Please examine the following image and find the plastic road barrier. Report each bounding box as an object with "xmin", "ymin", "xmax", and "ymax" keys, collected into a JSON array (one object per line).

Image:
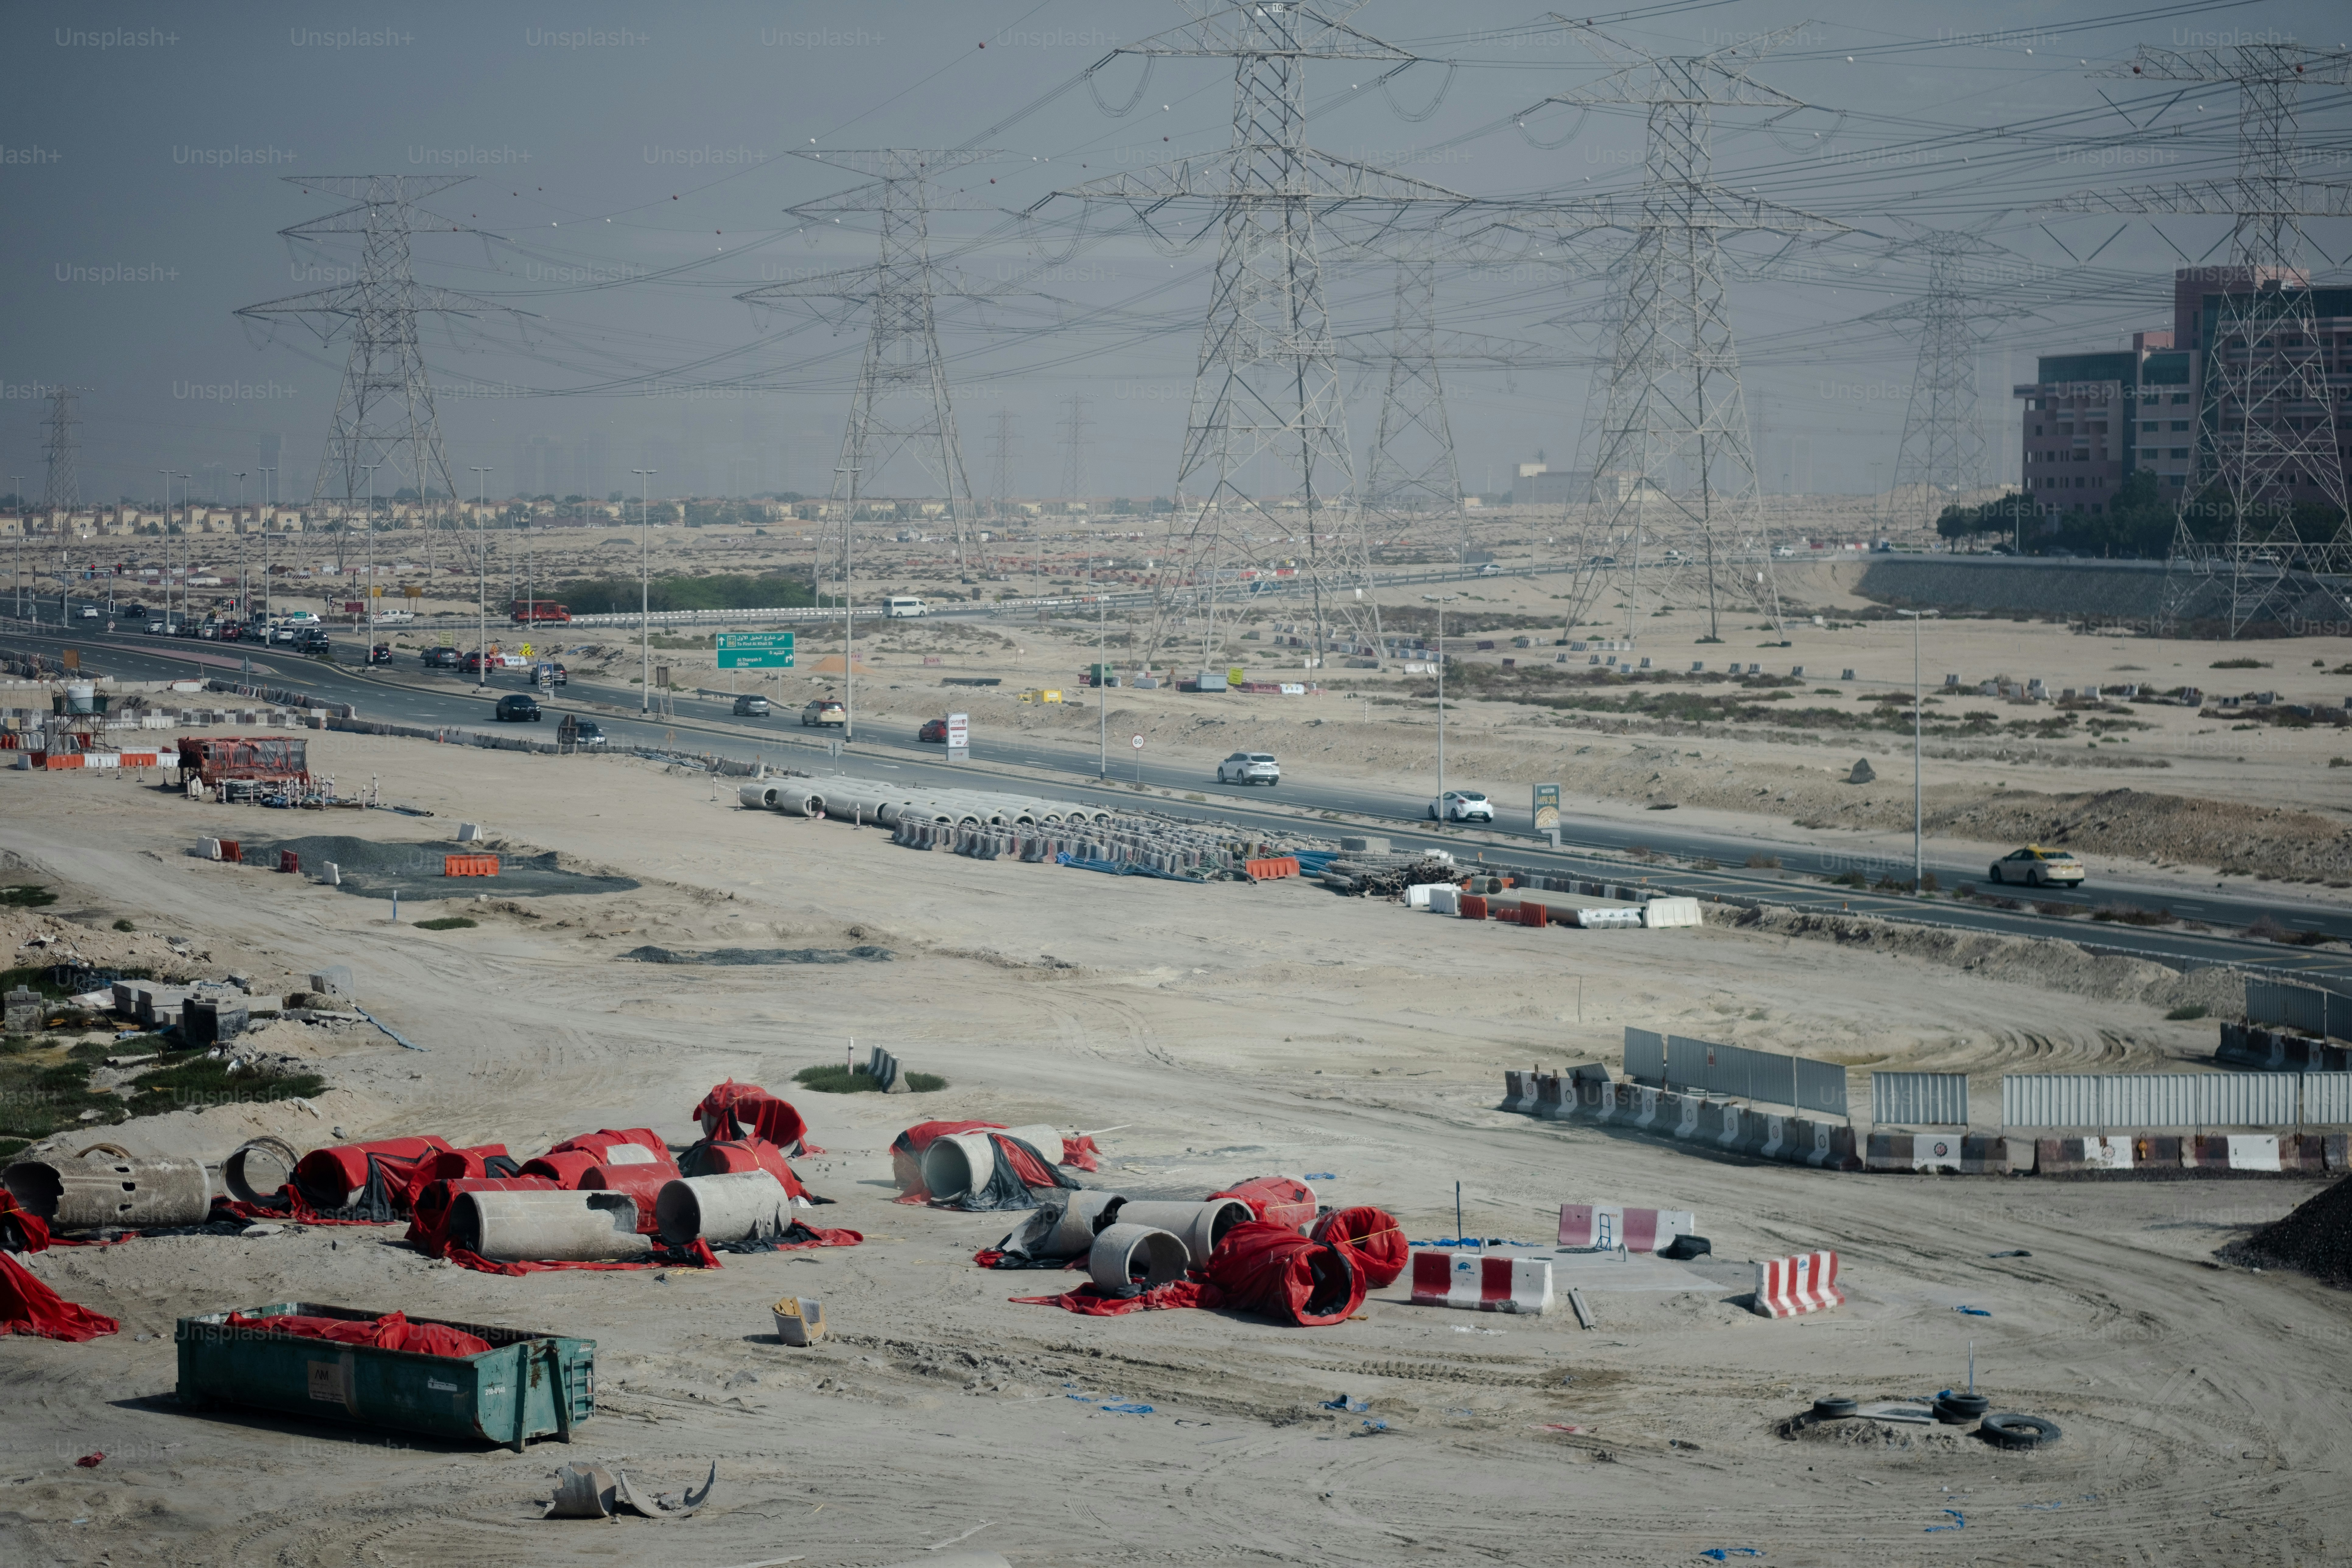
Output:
[
  {"xmin": 1641, "ymin": 897, "xmax": 1703, "ymax": 928},
  {"xmin": 1752, "ymin": 1250, "xmax": 1844, "ymax": 1318},
  {"xmin": 444, "ymin": 854, "xmax": 500, "ymax": 877},
  {"xmin": 1556, "ymin": 1203, "xmax": 1698, "ymax": 1252},
  {"xmin": 1410, "ymin": 1249, "xmax": 1554, "ymax": 1314}
]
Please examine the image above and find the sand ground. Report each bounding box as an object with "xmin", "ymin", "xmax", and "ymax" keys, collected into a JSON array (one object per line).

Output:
[{"xmin": 1, "ymin": 737, "xmax": 2345, "ymax": 1565}]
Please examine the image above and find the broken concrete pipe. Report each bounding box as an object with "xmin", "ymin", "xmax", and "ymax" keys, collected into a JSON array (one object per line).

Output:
[
  {"xmin": 222, "ymin": 1136, "xmax": 301, "ymax": 1205},
  {"xmin": 653, "ymin": 1170, "xmax": 793, "ymax": 1247},
  {"xmin": 920, "ymin": 1125, "xmax": 1063, "ymax": 1206},
  {"xmin": 1087, "ymin": 1223, "xmax": 1191, "ymax": 1293},
  {"xmin": 448, "ymin": 1188, "xmax": 651, "ymax": 1263},
  {"xmin": 1001, "ymin": 1188, "xmax": 1127, "ymax": 1259},
  {"xmin": 4, "ymin": 1146, "xmax": 212, "ymax": 1230},
  {"xmin": 1110, "ymin": 1197, "xmax": 1253, "ymax": 1268}
]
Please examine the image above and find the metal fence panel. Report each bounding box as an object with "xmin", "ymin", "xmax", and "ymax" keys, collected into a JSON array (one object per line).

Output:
[
  {"xmin": 1872, "ymin": 1072, "xmax": 1969, "ymax": 1127},
  {"xmin": 1794, "ymin": 1057, "xmax": 1848, "ymax": 1119},
  {"xmin": 2002, "ymin": 1073, "xmax": 2304, "ymax": 1128},
  {"xmin": 2333, "ymin": 991, "xmax": 2352, "ymax": 1045},
  {"xmin": 1663, "ymin": 1033, "xmax": 1712, "ymax": 1095},
  {"xmin": 1623, "ymin": 1027, "xmax": 1664, "ymax": 1086},
  {"xmin": 2300, "ymin": 1073, "xmax": 2352, "ymax": 1125},
  {"xmin": 2249, "ymin": 979, "xmax": 2340, "ymax": 1040},
  {"xmin": 1751, "ymin": 1051, "xmax": 1798, "ymax": 1110}
]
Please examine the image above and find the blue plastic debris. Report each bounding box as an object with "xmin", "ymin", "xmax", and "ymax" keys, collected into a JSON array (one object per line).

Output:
[
  {"xmin": 1303, "ymin": 1172, "xmax": 1338, "ymax": 1181},
  {"xmin": 1926, "ymin": 1509, "xmax": 1966, "ymax": 1533},
  {"xmin": 1099, "ymin": 1402, "xmax": 1154, "ymax": 1416},
  {"xmin": 1321, "ymin": 1394, "xmax": 1369, "ymax": 1413},
  {"xmin": 1953, "ymin": 1306, "xmax": 1992, "ymax": 1317},
  {"xmin": 1699, "ymin": 1551, "xmax": 1763, "ymax": 1562}
]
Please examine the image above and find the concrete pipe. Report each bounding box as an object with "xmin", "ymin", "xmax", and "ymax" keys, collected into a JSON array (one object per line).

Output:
[
  {"xmin": 737, "ymin": 783, "xmax": 779, "ymax": 810},
  {"xmin": 920, "ymin": 1132, "xmax": 1001, "ymax": 1205},
  {"xmin": 449, "ymin": 1188, "xmax": 651, "ymax": 1263},
  {"xmin": 1087, "ymin": 1223, "xmax": 1190, "ymax": 1293},
  {"xmin": 3, "ymin": 1146, "xmax": 212, "ymax": 1230},
  {"xmin": 770, "ymin": 786, "xmax": 826, "ymax": 817},
  {"xmin": 654, "ymin": 1169, "xmax": 792, "ymax": 1246},
  {"xmin": 1110, "ymin": 1198, "xmax": 1252, "ymax": 1268},
  {"xmin": 1020, "ymin": 1188, "xmax": 1126, "ymax": 1257},
  {"xmin": 223, "ymin": 1135, "xmax": 301, "ymax": 1204}
]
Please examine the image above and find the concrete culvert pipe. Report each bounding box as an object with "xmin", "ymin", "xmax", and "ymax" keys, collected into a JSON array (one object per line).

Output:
[
  {"xmin": 4, "ymin": 1146, "xmax": 212, "ymax": 1230},
  {"xmin": 449, "ymin": 1188, "xmax": 651, "ymax": 1263},
  {"xmin": 737, "ymin": 783, "xmax": 778, "ymax": 810},
  {"xmin": 1109, "ymin": 1198, "xmax": 1251, "ymax": 1268},
  {"xmin": 921, "ymin": 1132, "xmax": 1001, "ymax": 1206},
  {"xmin": 654, "ymin": 1169, "xmax": 792, "ymax": 1246},
  {"xmin": 1044, "ymin": 1189, "xmax": 1127, "ymax": 1256},
  {"xmin": 1088, "ymin": 1223, "xmax": 1190, "ymax": 1293},
  {"xmin": 771, "ymin": 786, "xmax": 825, "ymax": 816},
  {"xmin": 223, "ymin": 1136, "xmax": 301, "ymax": 1204}
]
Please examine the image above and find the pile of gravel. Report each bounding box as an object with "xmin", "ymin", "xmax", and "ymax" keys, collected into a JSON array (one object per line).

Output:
[
  {"xmin": 2220, "ymin": 1174, "xmax": 2352, "ymax": 1286},
  {"xmin": 243, "ymin": 835, "xmax": 638, "ymax": 901},
  {"xmin": 622, "ymin": 945, "xmax": 892, "ymax": 966}
]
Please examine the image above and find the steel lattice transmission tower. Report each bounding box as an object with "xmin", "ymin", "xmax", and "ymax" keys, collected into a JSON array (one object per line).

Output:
[
  {"xmin": 2051, "ymin": 46, "xmax": 2352, "ymax": 634},
  {"xmin": 41, "ymin": 388, "xmax": 84, "ymax": 514},
  {"xmin": 985, "ymin": 410, "xmax": 1018, "ymax": 520},
  {"xmin": 1057, "ymin": 393, "xmax": 1094, "ymax": 508},
  {"xmin": 740, "ymin": 150, "xmax": 1002, "ymax": 574},
  {"xmin": 1861, "ymin": 232, "xmax": 2034, "ymax": 533},
  {"xmin": 1046, "ymin": 3, "xmax": 1472, "ymax": 674},
  {"xmin": 236, "ymin": 176, "xmax": 490, "ymax": 534},
  {"xmin": 1519, "ymin": 25, "xmax": 1842, "ymax": 641},
  {"xmin": 1363, "ymin": 260, "xmax": 1465, "ymax": 557}
]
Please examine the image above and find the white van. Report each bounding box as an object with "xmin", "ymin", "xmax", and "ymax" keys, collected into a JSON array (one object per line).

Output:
[{"xmin": 885, "ymin": 596, "xmax": 926, "ymax": 619}]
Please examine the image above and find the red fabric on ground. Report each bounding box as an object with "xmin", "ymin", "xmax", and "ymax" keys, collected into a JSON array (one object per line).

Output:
[
  {"xmin": 1210, "ymin": 1175, "xmax": 1318, "ymax": 1234},
  {"xmin": 0, "ymin": 1190, "xmax": 51, "ymax": 1253},
  {"xmin": 1311, "ymin": 1206, "xmax": 1409, "ymax": 1288},
  {"xmin": 691, "ymin": 1081, "xmax": 812, "ymax": 1154},
  {"xmin": 225, "ymin": 1309, "xmax": 491, "ymax": 1359},
  {"xmin": 517, "ymin": 1149, "xmax": 603, "ymax": 1189},
  {"xmin": 402, "ymin": 1145, "xmax": 512, "ymax": 1209},
  {"xmin": 1059, "ymin": 1135, "xmax": 1102, "ymax": 1172},
  {"xmin": 1011, "ymin": 1279, "xmax": 1218, "ymax": 1316},
  {"xmin": 578, "ymin": 1163, "xmax": 674, "ymax": 1234},
  {"xmin": 991, "ymin": 1132, "xmax": 1061, "ymax": 1190},
  {"xmin": 1202, "ymin": 1220, "xmax": 1364, "ymax": 1326},
  {"xmin": 292, "ymin": 1136, "xmax": 455, "ymax": 1212},
  {"xmin": 0, "ymin": 1252, "xmax": 118, "ymax": 1342},
  {"xmin": 688, "ymin": 1138, "xmax": 810, "ymax": 1200},
  {"xmin": 404, "ymin": 1176, "xmax": 560, "ymax": 1257},
  {"xmin": 889, "ymin": 1120, "xmax": 1005, "ymax": 1202},
  {"xmin": 541, "ymin": 1128, "xmax": 669, "ymax": 1165}
]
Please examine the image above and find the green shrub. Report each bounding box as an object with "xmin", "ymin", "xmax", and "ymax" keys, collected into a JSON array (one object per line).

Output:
[
  {"xmin": 123, "ymin": 1058, "xmax": 327, "ymax": 1119},
  {"xmin": 112, "ymin": 918, "xmax": 136, "ymax": 933},
  {"xmin": 414, "ymin": 916, "xmax": 478, "ymax": 931},
  {"xmin": 2165, "ymin": 1005, "xmax": 2209, "ymax": 1021},
  {"xmin": 0, "ymin": 885, "xmax": 57, "ymax": 908},
  {"xmin": 792, "ymin": 1063, "xmax": 947, "ymax": 1094}
]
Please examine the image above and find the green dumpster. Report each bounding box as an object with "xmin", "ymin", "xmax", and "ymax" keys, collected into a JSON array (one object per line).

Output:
[{"xmin": 175, "ymin": 1301, "xmax": 595, "ymax": 1451}]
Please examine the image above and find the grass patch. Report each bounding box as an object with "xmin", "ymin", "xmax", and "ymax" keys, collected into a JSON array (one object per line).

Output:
[
  {"xmin": 122, "ymin": 1057, "xmax": 327, "ymax": 1119},
  {"xmin": 2210, "ymin": 657, "xmax": 2270, "ymax": 669},
  {"xmin": 2, "ymin": 964, "xmax": 153, "ymax": 1001},
  {"xmin": 2032, "ymin": 901, "xmax": 2081, "ymax": 917},
  {"xmin": 792, "ymin": 1063, "xmax": 948, "ymax": 1094},
  {"xmin": 0, "ymin": 885, "xmax": 58, "ymax": 908},
  {"xmin": 112, "ymin": 918, "xmax": 136, "ymax": 933},
  {"xmin": 0, "ymin": 1050, "xmax": 126, "ymax": 1141},
  {"xmin": 2165, "ymin": 1004, "xmax": 2210, "ymax": 1021},
  {"xmin": 414, "ymin": 916, "xmax": 478, "ymax": 931}
]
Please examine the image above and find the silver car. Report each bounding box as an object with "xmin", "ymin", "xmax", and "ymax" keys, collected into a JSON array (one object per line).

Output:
[
  {"xmin": 1430, "ymin": 789, "xmax": 1494, "ymax": 823},
  {"xmin": 1218, "ymin": 751, "xmax": 1280, "ymax": 786}
]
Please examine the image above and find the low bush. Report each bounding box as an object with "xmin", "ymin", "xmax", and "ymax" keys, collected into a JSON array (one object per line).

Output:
[
  {"xmin": 792, "ymin": 1063, "xmax": 947, "ymax": 1094},
  {"xmin": 2165, "ymin": 1005, "xmax": 2210, "ymax": 1021},
  {"xmin": 414, "ymin": 916, "xmax": 478, "ymax": 931},
  {"xmin": 2091, "ymin": 904, "xmax": 2172, "ymax": 926}
]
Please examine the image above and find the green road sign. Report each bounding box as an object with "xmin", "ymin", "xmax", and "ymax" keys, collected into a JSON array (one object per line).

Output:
[{"xmin": 717, "ymin": 631, "xmax": 795, "ymax": 670}]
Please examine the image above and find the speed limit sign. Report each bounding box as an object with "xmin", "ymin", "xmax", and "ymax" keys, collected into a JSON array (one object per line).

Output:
[{"xmin": 1131, "ymin": 734, "xmax": 1144, "ymax": 750}]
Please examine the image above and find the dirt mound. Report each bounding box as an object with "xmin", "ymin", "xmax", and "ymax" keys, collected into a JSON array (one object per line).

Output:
[
  {"xmin": 1926, "ymin": 787, "xmax": 2352, "ymax": 882},
  {"xmin": 2221, "ymin": 1175, "xmax": 2352, "ymax": 1286}
]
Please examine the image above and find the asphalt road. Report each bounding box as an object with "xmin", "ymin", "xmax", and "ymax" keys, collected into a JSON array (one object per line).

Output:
[{"xmin": 10, "ymin": 606, "xmax": 2351, "ymax": 987}]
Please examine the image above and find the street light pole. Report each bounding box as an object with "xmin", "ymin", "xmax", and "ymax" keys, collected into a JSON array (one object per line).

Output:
[
  {"xmin": 360, "ymin": 463, "xmax": 381, "ymax": 665},
  {"xmin": 233, "ymin": 472, "xmax": 247, "ymax": 622},
  {"xmin": 1423, "ymin": 593, "xmax": 1456, "ymax": 821},
  {"xmin": 632, "ymin": 468, "xmax": 656, "ymax": 713},
  {"xmin": 258, "ymin": 466, "xmax": 274, "ymax": 622},
  {"xmin": 1897, "ymin": 608, "xmax": 1937, "ymax": 892},
  {"xmin": 469, "ymin": 467, "xmax": 492, "ymax": 693},
  {"xmin": 9, "ymin": 474, "xmax": 22, "ymax": 620}
]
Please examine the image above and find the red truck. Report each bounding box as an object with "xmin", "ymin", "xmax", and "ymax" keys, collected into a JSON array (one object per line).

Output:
[{"xmin": 509, "ymin": 600, "xmax": 571, "ymax": 625}]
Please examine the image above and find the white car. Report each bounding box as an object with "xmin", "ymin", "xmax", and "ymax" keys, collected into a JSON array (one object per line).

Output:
[
  {"xmin": 279, "ymin": 610, "xmax": 320, "ymax": 627},
  {"xmin": 1430, "ymin": 790, "xmax": 1494, "ymax": 823},
  {"xmin": 1218, "ymin": 751, "xmax": 1280, "ymax": 786},
  {"xmin": 78, "ymin": 605, "xmax": 100, "ymax": 619}
]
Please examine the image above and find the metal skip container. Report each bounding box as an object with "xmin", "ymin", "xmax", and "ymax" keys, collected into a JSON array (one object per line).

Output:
[{"xmin": 175, "ymin": 1301, "xmax": 595, "ymax": 1451}]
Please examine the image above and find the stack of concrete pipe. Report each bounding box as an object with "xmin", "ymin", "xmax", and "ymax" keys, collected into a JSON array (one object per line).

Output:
[
  {"xmin": 446, "ymin": 1170, "xmax": 797, "ymax": 1262},
  {"xmin": 739, "ymin": 777, "xmax": 1113, "ymax": 830},
  {"xmin": 994, "ymin": 1192, "xmax": 1249, "ymax": 1292}
]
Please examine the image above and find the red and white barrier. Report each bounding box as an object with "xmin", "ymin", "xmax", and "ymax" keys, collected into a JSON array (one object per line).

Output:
[
  {"xmin": 1752, "ymin": 1250, "xmax": 1843, "ymax": 1318},
  {"xmin": 1410, "ymin": 1249, "xmax": 1554, "ymax": 1315},
  {"xmin": 1557, "ymin": 1202, "xmax": 1697, "ymax": 1252}
]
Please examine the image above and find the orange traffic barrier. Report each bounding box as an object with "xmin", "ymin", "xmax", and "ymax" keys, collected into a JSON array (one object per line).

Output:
[
  {"xmin": 444, "ymin": 854, "xmax": 500, "ymax": 877},
  {"xmin": 278, "ymin": 850, "xmax": 301, "ymax": 875},
  {"xmin": 219, "ymin": 840, "xmax": 242, "ymax": 864},
  {"xmin": 1244, "ymin": 856, "xmax": 1300, "ymax": 881}
]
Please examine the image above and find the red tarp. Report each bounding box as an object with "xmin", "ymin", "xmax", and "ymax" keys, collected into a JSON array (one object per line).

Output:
[
  {"xmin": 691, "ymin": 1081, "xmax": 813, "ymax": 1154},
  {"xmin": 517, "ymin": 1150, "xmax": 603, "ymax": 1189},
  {"xmin": 1210, "ymin": 1175, "xmax": 1318, "ymax": 1233},
  {"xmin": 1311, "ymin": 1206, "xmax": 1408, "ymax": 1289},
  {"xmin": 1060, "ymin": 1134, "xmax": 1103, "ymax": 1172},
  {"xmin": 541, "ymin": 1128, "xmax": 670, "ymax": 1164},
  {"xmin": 401, "ymin": 1145, "xmax": 513, "ymax": 1209},
  {"xmin": 579, "ymin": 1163, "xmax": 675, "ymax": 1234},
  {"xmin": 224, "ymin": 1309, "xmax": 490, "ymax": 1359},
  {"xmin": 0, "ymin": 1198, "xmax": 118, "ymax": 1342},
  {"xmin": 1015, "ymin": 1220, "xmax": 1365, "ymax": 1327},
  {"xmin": 684, "ymin": 1138, "xmax": 810, "ymax": 1201},
  {"xmin": 293, "ymin": 1136, "xmax": 456, "ymax": 1213},
  {"xmin": 890, "ymin": 1120, "xmax": 1006, "ymax": 1202}
]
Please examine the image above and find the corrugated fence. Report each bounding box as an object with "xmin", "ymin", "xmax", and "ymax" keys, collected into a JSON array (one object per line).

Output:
[
  {"xmin": 1871, "ymin": 1071, "xmax": 1970, "ymax": 1127},
  {"xmin": 2001, "ymin": 1072, "xmax": 2352, "ymax": 1129},
  {"xmin": 1622, "ymin": 1027, "xmax": 1848, "ymax": 1118},
  {"xmin": 2247, "ymin": 978, "xmax": 2352, "ymax": 1043}
]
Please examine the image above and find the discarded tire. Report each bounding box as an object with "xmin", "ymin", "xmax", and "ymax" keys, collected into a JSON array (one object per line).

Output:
[
  {"xmin": 1661, "ymin": 1233, "xmax": 1712, "ymax": 1261},
  {"xmin": 1934, "ymin": 1392, "xmax": 1991, "ymax": 1424},
  {"xmin": 1087, "ymin": 1223, "xmax": 1189, "ymax": 1293},
  {"xmin": 1810, "ymin": 1396, "xmax": 1858, "ymax": 1420},
  {"xmin": 1980, "ymin": 1413, "xmax": 2061, "ymax": 1449}
]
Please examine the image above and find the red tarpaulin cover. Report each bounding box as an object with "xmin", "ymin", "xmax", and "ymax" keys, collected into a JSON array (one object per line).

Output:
[
  {"xmin": 540, "ymin": 1128, "xmax": 670, "ymax": 1165},
  {"xmin": 224, "ymin": 1309, "xmax": 491, "ymax": 1359},
  {"xmin": 401, "ymin": 1145, "xmax": 513, "ymax": 1209},
  {"xmin": 890, "ymin": 1120, "xmax": 1006, "ymax": 1202},
  {"xmin": 1210, "ymin": 1175, "xmax": 1317, "ymax": 1234},
  {"xmin": 1202, "ymin": 1220, "xmax": 1364, "ymax": 1325},
  {"xmin": 691, "ymin": 1081, "xmax": 812, "ymax": 1154},
  {"xmin": 0, "ymin": 1210, "xmax": 118, "ymax": 1343},
  {"xmin": 1059, "ymin": 1134, "xmax": 1103, "ymax": 1172},
  {"xmin": 684, "ymin": 1138, "xmax": 810, "ymax": 1201},
  {"xmin": 404, "ymin": 1176, "xmax": 560, "ymax": 1258},
  {"xmin": 293, "ymin": 1136, "xmax": 457, "ymax": 1212},
  {"xmin": 1311, "ymin": 1206, "xmax": 1408, "ymax": 1288}
]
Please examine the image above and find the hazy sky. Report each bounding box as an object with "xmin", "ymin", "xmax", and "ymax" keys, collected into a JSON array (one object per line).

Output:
[{"xmin": 3, "ymin": 0, "xmax": 2346, "ymax": 508}]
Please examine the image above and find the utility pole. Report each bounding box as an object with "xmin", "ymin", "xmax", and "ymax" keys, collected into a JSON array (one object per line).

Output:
[
  {"xmin": 633, "ymin": 468, "xmax": 657, "ymax": 713},
  {"xmin": 9, "ymin": 473, "xmax": 21, "ymax": 620},
  {"xmin": 234, "ymin": 472, "xmax": 247, "ymax": 621},
  {"xmin": 1897, "ymin": 608, "xmax": 1936, "ymax": 891},
  {"xmin": 361, "ymin": 463, "xmax": 380, "ymax": 662},
  {"xmin": 470, "ymin": 466, "xmax": 491, "ymax": 693},
  {"xmin": 1424, "ymin": 593, "xmax": 1456, "ymax": 820},
  {"xmin": 1862, "ymin": 232, "xmax": 2029, "ymax": 537},
  {"xmin": 2048, "ymin": 44, "xmax": 2352, "ymax": 635}
]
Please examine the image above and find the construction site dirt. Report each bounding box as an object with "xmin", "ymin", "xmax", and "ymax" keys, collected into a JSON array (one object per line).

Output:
[{"xmin": 0, "ymin": 733, "xmax": 2345, "ymax": 1566}]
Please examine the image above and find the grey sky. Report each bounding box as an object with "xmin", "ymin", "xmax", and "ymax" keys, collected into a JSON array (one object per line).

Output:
[{"xmin": 3, "ymin": 0, "xmax": 2346, "ymax": 508}]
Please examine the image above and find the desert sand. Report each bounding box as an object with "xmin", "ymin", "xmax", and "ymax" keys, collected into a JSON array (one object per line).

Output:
[{"xmin": 1, "ymin": 733, "xmax": 2346, "ymax": 1565}]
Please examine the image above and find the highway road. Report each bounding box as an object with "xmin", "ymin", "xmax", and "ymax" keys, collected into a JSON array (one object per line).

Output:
[{"xmin": 8, "ymin": 606, "xmax": 2351, "ymax": 988}]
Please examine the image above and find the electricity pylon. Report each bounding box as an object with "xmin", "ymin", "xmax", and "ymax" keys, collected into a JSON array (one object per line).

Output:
[
  {"xmin": 1057, "ymin": 393, "xmax": 1093, "ymax": 510},
  {"xmin": 739, "ymin": 149, "xmax": 1003, "ymax": 576},
  {"xmin": 1515, "ymin": 24, "xmax": 1843, "ymax": 641},
  {"xmin": 986, "ymin": 410, "xmax": 1017, "ymax": 520},
  {"xmin": 1044, "ymin": 2, "xmax": 1473, "ymax": 674},
  {"xmin": 236, "ymin": 175, "xmax": 491, "ymax": 534},
  {"xmin": 41, "ymin": 388, "xmax": 83, "ymax": 514},
  {"xmin": 2050, "ymin": 45, "xmax": 2352, "ymax": 634}
]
